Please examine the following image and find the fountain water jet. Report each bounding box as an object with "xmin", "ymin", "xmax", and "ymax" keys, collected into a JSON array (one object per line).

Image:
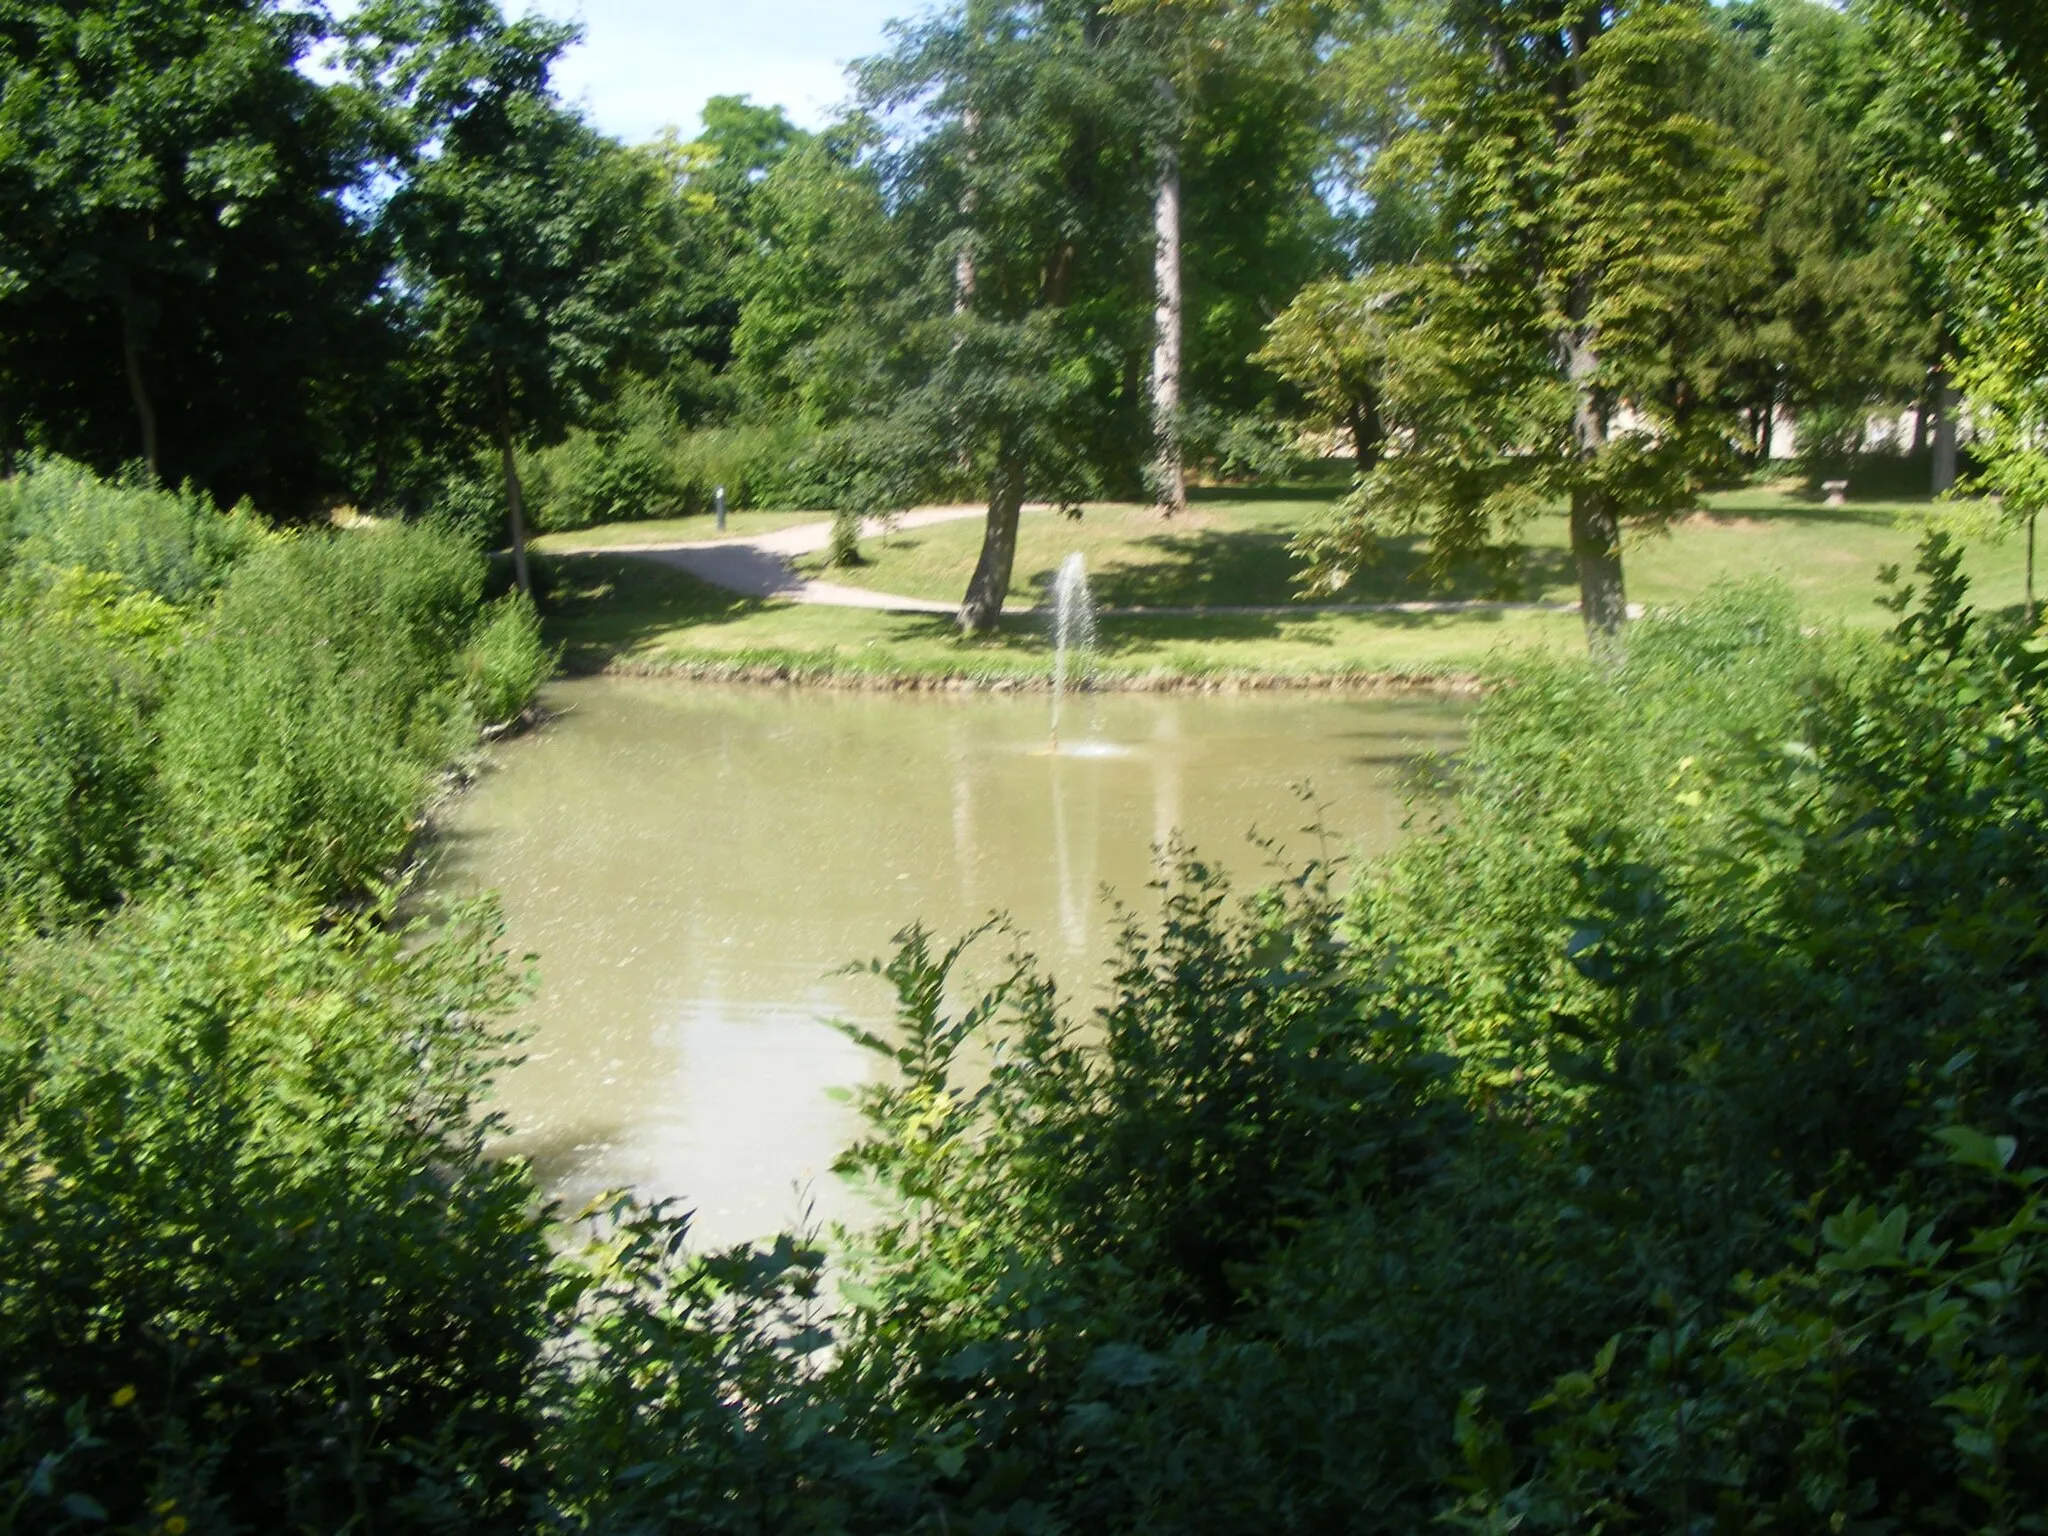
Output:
[{"xmin": 1049, "ymin": 552, "xmax": 1098, "ymax": 752}]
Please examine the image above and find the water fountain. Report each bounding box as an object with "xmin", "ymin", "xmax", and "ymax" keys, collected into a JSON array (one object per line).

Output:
[{"xmin": 1049, "ymin": 552, "xmax": 1097, "ymax": 753}]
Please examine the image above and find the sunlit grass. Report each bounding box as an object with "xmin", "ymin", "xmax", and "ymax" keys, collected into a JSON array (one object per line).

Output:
[{"xmin": 537, "ymin": 475, "xmax": 2038, "ymax": 685}]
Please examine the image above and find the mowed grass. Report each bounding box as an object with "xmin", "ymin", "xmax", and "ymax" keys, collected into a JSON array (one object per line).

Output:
[
  {"xmin": 796, "ymin": 483, "xmax": 2033, "ymax": 620},
  {"xmin": 530, "ymin": 508, "xmax": 825, "ymax": 552},
  {"xmin": 535, "ymin": 478, "xmax": 2038, "ymax": 686}
]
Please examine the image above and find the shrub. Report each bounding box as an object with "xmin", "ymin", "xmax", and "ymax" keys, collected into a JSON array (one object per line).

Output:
[
  {"xmin": 153, "ymin": 523, "xmax": 485, "ymax": 898},
  {"xmin": 0, "ymin": 885, "xmax": 550, "ymax": 1531},
  {"xmin": 462, "ymin": 593, "xmax": 556, "ymax": 727},
  {"xmin": 526, "ymin": 397, "xmax": 691, "ymax": 533},
  {"xmin": 0, "ymin": 456, "xmax": 262, "ymax": 603},
  {"xmin": 780, "ymin": 553, "xmax": 2048, "ymax": 1532},
  {"xmin": 0, "ymin": 598, "xmax": 156, "ymax": 928}
]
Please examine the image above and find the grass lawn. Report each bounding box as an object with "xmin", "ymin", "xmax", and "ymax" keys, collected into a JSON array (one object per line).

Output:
[
  {"xmin": 530, "ymin": 508, "xmax": 825, "ymax": 552},
  {"xmin": 535, "ymin": 478, "xmax": 2037, "ymax": 687}
]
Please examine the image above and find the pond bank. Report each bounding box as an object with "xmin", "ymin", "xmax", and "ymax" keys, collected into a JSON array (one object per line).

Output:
[{"xmin": 589, "ymin": 653, "xmax": 1488, "ymax": 696}]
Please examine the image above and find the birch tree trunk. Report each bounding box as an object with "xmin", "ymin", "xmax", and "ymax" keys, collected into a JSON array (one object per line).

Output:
[
  {"xmin": 959, "ymin": 439, "xmax": 1026, "ymax": 635},
  {"xmin": 1149, "ymin": 80, "xmax": 1186, "ymax": 516},
  {"xmin": 954, "ymin": 109, "xmax": 979, "ymax": 317}
]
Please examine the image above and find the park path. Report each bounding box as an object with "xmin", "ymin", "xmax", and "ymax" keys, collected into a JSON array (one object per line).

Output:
[
  {"xmin": 595, "ymin": 506, "xmax": 1636, "ymax": 620},
  {"xmin": 599, "ymin": 505, "xmax": 985, "ymax": 614}
]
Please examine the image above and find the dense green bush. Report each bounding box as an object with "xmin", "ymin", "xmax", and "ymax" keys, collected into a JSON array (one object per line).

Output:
[
  {"xmin": 0, "ymin": 597, "xmax": 157, "ymax": 929},
  {"xmin": 0, "ymin": 456, "xmax": 262, "ymax": 603},
  {"xmin": 0, "ymin": 885, "xmax": 551, "ymax": 1532},
  {"xmin": 464, "ymin": 594, "xmax": 557, "ymax": 727},
  {"xmin": 153, "ymin": 523, "xmax": 491, "ymax": 899}
]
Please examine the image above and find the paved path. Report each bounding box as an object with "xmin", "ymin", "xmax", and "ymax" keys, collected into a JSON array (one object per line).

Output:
[
  {"xmin": 598, "ymin": 506, "xmax": 987, "ymax": 614},
  {"xmin": 589, "ymin": 507, "xmax": 1640, "ymax": 621}
]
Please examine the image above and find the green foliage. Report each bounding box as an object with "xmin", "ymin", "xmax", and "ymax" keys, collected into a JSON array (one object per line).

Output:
[
  {"xmin": 0, "ymin": 456, "xmax": 262, "ymax": 604},
  {"xmin": 518, "ymin": 387, "xmax": 828, "ymax": 533},
  {"xmin": 1299, "ymin": 0, "xmax": 1757, "ymax": 636},
  {"xmin": 153, "ymin": 523, "xmax": 486, "ymax": 899},
  {"xmin": 1700, "ymin": 1, "xmax": 1930, "ymax": 461},
  {"xmin": 0, "ymin": 0, "xmax": 391, "ymax": 511},
  {"xmin": 0, "ymin": 883, "xmax": 550, "ymax": 1532},
  {"xmin": 462, "ymin": 593, "xmax": 555, "ymax": 727},
  {"xmin": 0, "ymin": 597, "xmax": 156, "ymax": 931},
  {"xmin": 526, "ymin": 399, "xmax": 693, "ymax": 533}
]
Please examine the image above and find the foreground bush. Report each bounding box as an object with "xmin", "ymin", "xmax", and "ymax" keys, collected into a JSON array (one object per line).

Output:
[
  {"xmin": 0, "ymin": 456, "xmax": 260, "ymax": 603},
  {"xmin": 0, "ymin": 598, "xmax": 157, "ymax": 929},
  {"xmin": 153, "ymin": 522, "xmax": 501, "ymax": 898},
  {"xmin": 0, "ymin": 886, "xmax": 549, "ymax": 1531}
]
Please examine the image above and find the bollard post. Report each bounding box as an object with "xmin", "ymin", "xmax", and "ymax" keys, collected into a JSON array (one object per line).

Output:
[{"xmin": 715, "ymin": 485, "xmax": 727, "ymax": 532}]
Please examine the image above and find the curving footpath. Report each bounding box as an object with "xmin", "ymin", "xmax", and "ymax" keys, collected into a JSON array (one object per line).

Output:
[{"xmin": 596, "ymin": 507, "xmax": 1639, "ymax": 621}]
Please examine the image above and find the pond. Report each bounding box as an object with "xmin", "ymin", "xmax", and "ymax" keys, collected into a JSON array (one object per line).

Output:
[{"xmin": 428, "ymin": 679, "xmax": 1467, "ymax": 1247}]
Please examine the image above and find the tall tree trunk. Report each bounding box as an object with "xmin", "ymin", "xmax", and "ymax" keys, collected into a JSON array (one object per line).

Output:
[
  {"xmin": 497, "ymin": 417, "xmax": 533, "ymax": 599},
  {"xmin": 120, "ymin": 299, "xmax": 159, "ymax": 480},
  {"xmin": 955, "ymin": 109, "xmax": 980, "ymax": 317},
  {"xmin": 1566, "ymin": 285, "xmax": 1627, "ymax": 643},
  {"xmin": 1348, "ymin": 391, "xmax": 1385, "ymax": 475},
  {"xmin": 958, "ymin": 438, "xmax": 1026, "ymax": 635},
  {"xmin": 1150, "ymin": 81, "xmax": 1185, "ymax": 516},
  {"xmin": 1571, "ymin": 485, "xmax": 1627, "ymax": 641},
  {"xmin": 1932, "ymin": 364, "xmax": 1960, "ymax": 495},
  {"xmin": 953, "ymin": 110, "xmax": 978, "ymax": 476}
]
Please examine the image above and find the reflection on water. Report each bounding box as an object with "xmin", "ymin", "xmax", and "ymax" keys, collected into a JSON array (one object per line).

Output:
[{"xmin": 427, "ymin": 680, "xmax": 1466, "ymax": 1246}]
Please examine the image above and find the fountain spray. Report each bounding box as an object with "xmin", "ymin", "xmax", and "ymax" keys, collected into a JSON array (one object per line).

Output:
[{"xmin": 1050, "ymin": 552, "xmax": 1097, "ymax": 753}]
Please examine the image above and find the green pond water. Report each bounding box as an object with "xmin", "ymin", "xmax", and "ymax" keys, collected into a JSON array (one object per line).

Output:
[{"xmin": 428, "ymin": 679, "xmax": 1467, "ymax": 1246}]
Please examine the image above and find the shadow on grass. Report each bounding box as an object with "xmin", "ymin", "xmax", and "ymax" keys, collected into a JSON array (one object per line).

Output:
[
  {"xmin": 1017, "ymin": 524, "xmax": 1577, "ymax": 609},
  {"xmin": 538, "ymin": 553, "xmax": 765, "ymax": 672},
  {"xmin": 1679, "ymin": 500, "xmax": 1904, "ymax": 530},
  {"xmin": 540, "ymin": 547, "xmax": 1537, "ymax": 679},
  {"xmin": 1187, "ymin": 470, "xmax": 1353, "ymax": 506}
]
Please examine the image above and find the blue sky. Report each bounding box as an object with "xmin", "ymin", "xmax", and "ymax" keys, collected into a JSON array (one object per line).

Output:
[{"xmin": 525, "ymin": 0, "xmax": 933, "ymax": 143}]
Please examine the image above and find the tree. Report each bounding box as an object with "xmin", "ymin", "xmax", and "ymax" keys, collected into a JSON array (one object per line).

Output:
[
  {"xmin": 1299, "ymin": 0, "xmax": 1754, "ymax": 644},
  {"xmin": 368, "ymin": 1, "xmax": 669, "ymax": 593},
  {"xmin": 1866, "ymin": 0, "xmax": 2048, "ymax": 617},
  {"xmin": 632, "ymin": 95, "xmax": 810, "ymax": 418},
  {"xmin": 1697, "ymin": 2, "xmax": 1929, "ymax": 468},
  {"xmin": 1955, "ymin": 262, "xmax": 2048, "ymax": 622},
  {"xmin": 1110, "ymin": 0, "xmax": 1343, "ymax": 506},
  {"xmin": 1257, "ymin": 273, "xmax": 1411, "ymax": 472},
  {"xmin": 842, "ymin": 0, "xmax": 1157, "ymax": 633},
  {"xmin": 0, "ymin": 0, "xmax": 389, "ymax": 511},
  {"xmin": 728, "ymin": 122, "xmax": 900, "ymax": 422},
  {"xmin": 1862, "ymin": 0, "xmax": 2048, "ymax": 494}
]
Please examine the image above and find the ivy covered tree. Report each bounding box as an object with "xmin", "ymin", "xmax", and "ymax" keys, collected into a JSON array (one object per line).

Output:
[{"xmin": 1300, "ymin": 0, "xmax": 1755, "ymax": 643}]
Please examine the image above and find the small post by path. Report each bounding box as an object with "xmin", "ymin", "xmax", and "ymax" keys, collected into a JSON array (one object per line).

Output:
[{"xmin": 715, "ymin": 485, "xmax": 727, "ymax": 533}]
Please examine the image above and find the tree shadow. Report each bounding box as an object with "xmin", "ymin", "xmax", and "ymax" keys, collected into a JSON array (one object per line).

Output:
[
  {"xmin": 1023, "ymin": 525, "xmax": 1576, "ymax": 610},
  {"xmin": 1186, "ymin": 469, "xmax": 1353, "ymax": 506},
  {"xmin": 537, "ymin": 553, "xmax": 764, "ymax": 673}
]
